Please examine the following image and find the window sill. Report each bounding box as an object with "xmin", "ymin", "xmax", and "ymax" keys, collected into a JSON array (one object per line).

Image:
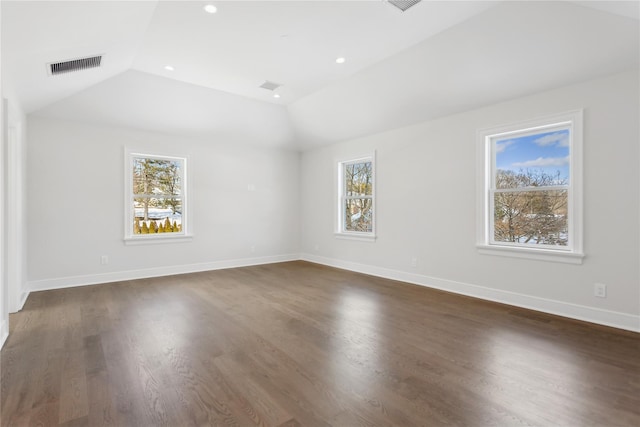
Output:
[
  {"xmin": 124, "ymin": 234, "xmax": 193, "ymax": 246},
  {"xmin": 334, "ymin": 232, "xmax": 377, "ymax": 242},
  {"xmin": 477, "ymin": 244, "xmax": 584, "ymax": 264}
]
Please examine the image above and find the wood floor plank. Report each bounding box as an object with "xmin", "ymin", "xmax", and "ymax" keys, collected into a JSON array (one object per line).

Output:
[
  {"xmin": 2, "ymin": 261, "xmax": 639, "ymax": 426},
  {"xmin": 58, "ymin": 350, "xmax": 88, "ymax": 425},
  {"xmin": 213, "ymin": 353, "xmax": 293, "ymax": 427}
]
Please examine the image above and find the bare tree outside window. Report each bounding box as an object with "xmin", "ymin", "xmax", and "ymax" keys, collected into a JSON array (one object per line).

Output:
[
  {"xmin": 494, "ymin": 169, "xmax": 568, "ymax": 245},
  {"xmin": 342, "ymin": 160, "xmax": 373, "ymax": 233},
  {"xmin": 477, "ymin": 110, "xmax": 583, "ymax": 263},
  {"xmin": 491, "ymin": 128, "xmax": 570, "ymax": 248}
]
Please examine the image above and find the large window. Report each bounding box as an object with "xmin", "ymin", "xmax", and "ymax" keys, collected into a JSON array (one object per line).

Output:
[
  {"xmin": 125, "ymin": 152, "xmax": 189, "ymax": 242},
  {"xmin": 336, "ymin": 155, "xmax": 375, "ymax": 240},
  {"xmin": 477, "ymin": 111, "xmax": 583, "ymax": 263}
]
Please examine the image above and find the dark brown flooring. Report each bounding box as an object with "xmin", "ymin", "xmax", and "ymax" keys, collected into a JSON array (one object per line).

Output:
[{"xmin": 1, "ymin": 261, "xmax": 639, "ymax": 426}]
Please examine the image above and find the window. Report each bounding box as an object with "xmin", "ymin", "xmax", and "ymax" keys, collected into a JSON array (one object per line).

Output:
[
  {"xmin": 125, "ymin": 151, "xmax": 190, "ymax": 243},
  {"xmin": 336, "ymin": 155, "xmax": 376, "ymax": 240},
  {"xmin": 477, "ymin": 110, "xmax": 583, "ymax": 263}
]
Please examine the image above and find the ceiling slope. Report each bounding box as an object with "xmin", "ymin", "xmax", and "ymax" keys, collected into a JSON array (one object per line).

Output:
[
  {"xmin": 1, "ymin": 0, "xmax": 159, "ymax": 113},
  {"xmin": 288, "ymin": 0, "xmax": 640, "ymax": 148},
  {"xmin": 132, "ymin": 0, "xmax": 499, "ymax": 104},
  {"xmin": 32, "ymin": 70, "xmax": 297, "ymax": 149},
  {"xmin": 4, "ymin": 1, "xmax": 639, "ymax": 150}
]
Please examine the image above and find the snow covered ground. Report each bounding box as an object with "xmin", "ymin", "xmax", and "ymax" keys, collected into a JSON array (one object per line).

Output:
[{"xmin": 134, "ymin": 207, "xmax": 182, "ymax": 232}]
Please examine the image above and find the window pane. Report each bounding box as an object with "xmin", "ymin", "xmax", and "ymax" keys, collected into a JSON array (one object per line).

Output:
[
  {"xmin": 344, "ymin": 198, "xmax": 373, "ymax": 232},
  {"xmin": 345, "ymin": 162, "xmax": 373, "ymax": 196},
  {"xmin": 494, "ymin": 190, "xmax": 568, "ymax": 246},
  {"xmin": 133, "ymin": 157, "xmax": 182, "ymax": 196},
  {"xmin": 494, "ymin": 129, "xmax": 570, "ymax": 189},
  {"xmin": 133, "ymin": 197, "xmax": 182, "ymax": 234}
]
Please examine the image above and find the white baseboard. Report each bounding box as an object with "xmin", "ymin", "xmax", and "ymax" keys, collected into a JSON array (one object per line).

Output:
[
  {"xmin": 28, "ymin": 254, "xmax": 300, "ymax": 293},
  {"xmin": 18, "ymin": 289, "xmax": 29, "ymax": 311},
  {"xmin": 25, "ymin": 252, "xmax": 639, "ymax": 333},
  {"xmin": 8, "ymin": 285, "xmax": 30, "ymax": 314},
  {"xmin": 0, "ymin": 319, "xmax": 8, "ymax": 349},
  {"xmin": 301, "ymin": 253, "xmax": 639, "ymax": 333}
]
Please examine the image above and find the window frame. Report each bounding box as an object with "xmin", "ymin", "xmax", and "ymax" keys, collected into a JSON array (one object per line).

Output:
[
  {"xmin": 476, "ymin": 110, "xmax": 584, "ymax": 264},
  {"xmin": 335, "ymin": 153, "xmax": 377, "ymax": 241},
  {"xmin": 124, "ymin": 149, "xmax": 192, "ymax": 245}
]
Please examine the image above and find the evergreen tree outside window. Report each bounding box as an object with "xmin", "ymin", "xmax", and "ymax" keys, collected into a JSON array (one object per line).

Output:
[{"xmin": 125, "ymin": 152, "xmax": 189, "ymax": 242}]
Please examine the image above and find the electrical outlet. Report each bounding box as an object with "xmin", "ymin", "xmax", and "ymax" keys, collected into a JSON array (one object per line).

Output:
[
  {"xmin": 101, "ymin": 255, "xmax": 109, "ymax": 265},
  {"xmin": 314, "ymin": 244, "xmax": 320, "ymax": 251},
  {"xmin": 250, "ymin": 245, "xmax": 256, "ymax": 253},
  {"xmin": 594, "ymin": 283, "xmax": 607, "ymax": 298},
  {"xmin": 410, "ymin": 256, "xmax": 417, "ymax": 267},
  {"xmin": 247, "ymin": 184, "xmax": 256, "ymax": 191}
]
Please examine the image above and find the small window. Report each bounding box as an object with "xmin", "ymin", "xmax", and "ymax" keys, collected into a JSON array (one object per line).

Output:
[
  {"xmin": 125, "ymin": 151, "xmax": 190, "ymax": 243},
  {"xmin": 477, "ymin": 111, "xmax": 583, "ymax": 263},
  {"xmin": 336, "ymin": 155, "xmax": 376, "ymax": 240}
]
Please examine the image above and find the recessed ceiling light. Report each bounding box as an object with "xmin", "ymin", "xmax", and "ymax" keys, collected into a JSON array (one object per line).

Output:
[
  {"xmin": 204, "ymin": 4, "xmax": 217, "ymax": 14},
  {"xmin": 273, "ymin": 93, "xmax": 281, "ymax": 99},
  {"xmin": 164, "ymin": 65, "xmax": 175, "ymax": 71},
  {"xmin": 336, "ymin": 57, "xmax": 346, "ymax": 64}
]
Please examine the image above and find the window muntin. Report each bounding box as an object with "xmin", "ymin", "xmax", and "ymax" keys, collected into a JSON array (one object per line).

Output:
[
  {"xmin": 491, "ymin": 128, "xmax": 570, "ymax": 249},
  {"xmin": 127, "ymin": 153, "xmax": 187, "ymax": 239},
  {"xmin": 478, "ymin": 110, "xmax": 583, "ymax": 262},
  {"xmin": 338, "ymin": 157, "xmax": 375, "ymax": 237}
]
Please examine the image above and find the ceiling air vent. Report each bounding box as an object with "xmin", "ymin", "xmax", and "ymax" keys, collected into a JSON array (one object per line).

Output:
[
  {"xmin": 259, "ymin": 80, "xmax": 282, "ymax": 91},
  {"xmin": 387, "ymin": 0, "xmax": 422, "ymax": 13},
  {"xmin": 48, "ymin": 55, "xmax": 102, "ymax": 76}
]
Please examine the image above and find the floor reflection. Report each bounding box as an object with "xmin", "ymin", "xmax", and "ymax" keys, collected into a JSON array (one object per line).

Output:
[
  {"xmin": 329, "ymin": 287, "xmax": 382, "ymax": 390},
  {"xmin": 481, "ymin": 326, "xmax": 588, "ymax": 424}
]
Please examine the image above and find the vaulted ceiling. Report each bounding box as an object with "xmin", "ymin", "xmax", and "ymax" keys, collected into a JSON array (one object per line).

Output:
[{"xmin": 3, "ymin": 1, "xmax": 639, "ymax": 150}]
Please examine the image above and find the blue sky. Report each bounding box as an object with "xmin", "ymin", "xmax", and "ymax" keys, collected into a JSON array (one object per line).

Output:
[{"xmin": 495, "ymin": 129, "xmax": 570, "ymax": 181}]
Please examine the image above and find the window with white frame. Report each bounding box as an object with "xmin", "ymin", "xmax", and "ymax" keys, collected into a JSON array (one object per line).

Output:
[
  {"xmin": 337, "ymin": 156, "xmax": 375, "ymax": 239},
  {"xmin": 125, "ymin": 152, "xmax": 189, "ymax": 242},
  {"xmin": 477, "ymin": 110, "xmax": 583, "ymax": 263}
]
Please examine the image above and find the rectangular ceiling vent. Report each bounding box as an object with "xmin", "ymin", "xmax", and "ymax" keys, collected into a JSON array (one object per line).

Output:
[
  {"xmin": 48, "ymin": 55, "xmax": 102, "ymax": 76},
  {"xmin": 387, "ymin": 0, "xmax": 422, "ymax": 13},
  {"xmin": 259, "ymin": 80, "xmax": 282, "ymax": 91}
]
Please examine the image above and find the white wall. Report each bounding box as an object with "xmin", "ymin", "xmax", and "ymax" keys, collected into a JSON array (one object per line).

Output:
[
  {"xmin": 0, "ymin": 96, "xmax": 28, "ymax": 334},
  {"xmin": 27, "ymin": 117, "xmax": 300, "ymax": 289},
  {"xmin": 6, "ymin": 105, "xmax": 27, "ymax": 313},
  {"xmin": 2, "ymin": 6, "xmax": 29, "ymax": 319},
  {"xmin": 22, "ymin": 68, "xmax": 640, "ymax": 332},
  {"xmin": 0, "ymin": 2, "xmax": 7, "ymax": 345},
  {"xmin": 300, "ymin": 68, "xmax": 640, "ymax": 331}
]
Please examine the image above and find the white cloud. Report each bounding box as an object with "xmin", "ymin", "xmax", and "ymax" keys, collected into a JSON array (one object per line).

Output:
[
  {"xmin": 495, "ymin": 140, "xmax": 514, "ymax": 153},
  {"xmin": 534, "ymin": 132, "xmax": 569, "ymax": 147},
  {"xmin": 512, "ymin": 156, "xmax": 569, "ymax": 168}
]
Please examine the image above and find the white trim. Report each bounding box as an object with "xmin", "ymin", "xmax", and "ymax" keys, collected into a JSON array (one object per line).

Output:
[
  {"xmin": 28, "ymin": 254, "xmax": 299, "ymax": 293},
  {"xmin": 333, "ymin": 232, "xmax": 377, "ymax": 242},
  {"xmin": 124, "ymin": 148, "xmax": 191, "ymax": 241},
  {"xmin": 476, "ymin": 110, "xmax": 583, "ymax": 260},
  {"xmin": 0, "ymin": 94, "xmax": 4, "ymax": 348},
  {"xmin": 124, "ymin": 234, "xmax": 193, "ymax": 245},
  {"xmin": 477, "ymin": 244, "xmax": 584, "ymax": 264},
  {"xmin": 0, "ymin": 97, "xmax": 6, "ymax": 348},
  {"xmin": 335, "ymin": 152, "xmax": 376, "ymax": 238},
  {"xmin": 0, "ymin": 319, "xmax": 8, "ymax": 349},
  {"xmin": 300, "ymin": 253, "xmax": 639, "ymax": 333},
  {"xmin": 22, "ymin": 253, "xmax": 640, "ymax": 333},
  {"xmin": 17, "ymin": 289, "xmax": 28, "ymax": 311},
  {"xmin": 6, "ymin": 120, "xmax": 25, "ymax": 313}
]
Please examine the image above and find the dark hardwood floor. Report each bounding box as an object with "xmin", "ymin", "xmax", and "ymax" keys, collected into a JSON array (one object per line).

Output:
[{"xmin": 1, "ymin": 261, "xmax": 639, "ymax": 426}]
